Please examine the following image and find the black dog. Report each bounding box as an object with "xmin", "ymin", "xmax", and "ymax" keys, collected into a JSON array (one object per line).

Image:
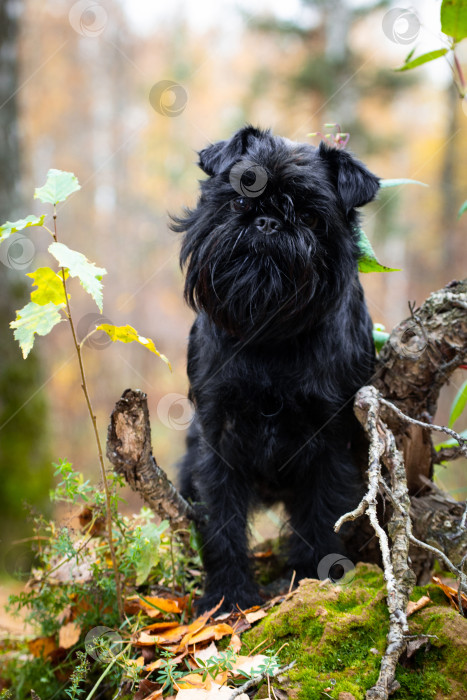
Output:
[{"xmin": 172, "ymin": 126, "xmax": 379, "ymax": 612}]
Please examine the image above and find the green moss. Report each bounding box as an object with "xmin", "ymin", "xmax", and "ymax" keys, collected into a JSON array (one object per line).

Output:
[{"xmin": 240, "ymin": 563, "xmax": 467, "ymax": 700}]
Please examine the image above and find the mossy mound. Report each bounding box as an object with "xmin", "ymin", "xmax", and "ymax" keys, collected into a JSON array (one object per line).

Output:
[{"xmin": 240, "ymin": 563, "xmax": 467, "ymax": 699}]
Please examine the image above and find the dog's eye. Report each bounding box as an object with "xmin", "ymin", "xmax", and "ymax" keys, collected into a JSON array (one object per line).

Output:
[
  {"xmin": 302, "ymin": 214, "xmax": 319, "ymax": 229},
  {"xmin": 230, "ymin": 197, "xmax": 252, "ymax": 213}
]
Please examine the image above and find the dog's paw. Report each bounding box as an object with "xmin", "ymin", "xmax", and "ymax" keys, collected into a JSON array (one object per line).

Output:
[{"xmin": 195, "ymin": 588, "xmax": 262, "ymax": 615}]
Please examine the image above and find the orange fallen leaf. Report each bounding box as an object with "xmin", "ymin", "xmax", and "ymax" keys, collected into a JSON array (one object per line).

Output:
[
  {"xmin": 176, "ymin": 601, "xmax": 224, "ymax": 651},
  {"xmin": 187, "ymin": 623, "xmax": 235, "ymax": 647},
  {"xmin": 28, "ymin": 635, "xmax": 57, "ymax": 659},
  {"xmin": 125, "ymin": 594, "xmax": 188, "ymax": 618},
  {"xmin": 58, "ymin": 621, "xmax": 81, "ymax": 649},
  {"xmin": 406, "ymin": 595, "xmax": 431, "ymax": 617},
  {"xmin": 134, "ymin": 601, "xmax": 224, "ymax": 649},
  {"xmin": 432, "ymin": 575, "xmax": 467, "ymax": 613},
  {"xmin": 145, "ymin": 651, "xmax": 188, "ymax": 673},
  {"xmin": 133, "ymin": 625, "xmax": 189, "ymax": 646},
  {"xmin": 177, "ymin": 672, "xmax": 213, "ymax": 690},
  {"xmin": 126, "ymin": 656, "xmax": 145, "ymax": 667}
]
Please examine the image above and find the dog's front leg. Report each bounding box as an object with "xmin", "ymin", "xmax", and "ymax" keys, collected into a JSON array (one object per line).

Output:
[
  {"xmin": 194, "ymin": 448, "xmax": 262, "ymax": 613},
  {"xmin": 285, "ymin": 448, "xmax": 359, "ymax": 582}
]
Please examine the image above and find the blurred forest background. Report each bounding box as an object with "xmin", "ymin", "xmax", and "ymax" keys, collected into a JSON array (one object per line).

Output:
[{"xmin": 0, "ymin": 0, "xmax": 466, "ymax": 576}]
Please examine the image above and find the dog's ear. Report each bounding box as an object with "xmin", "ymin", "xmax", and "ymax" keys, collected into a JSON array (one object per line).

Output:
[
  {"xmin": 198, "ymin": 125, "xmax": 265, "ymax": 176},
  {"xmin": 318, "ymin": 142, "xmax": 380, "ymax": 214}
]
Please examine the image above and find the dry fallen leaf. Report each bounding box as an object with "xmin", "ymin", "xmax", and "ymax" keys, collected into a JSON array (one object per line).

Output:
[
  {"xmin": 186, "ymin": 623, "xmax": 235, "ymax": 647},
  {"xmin": 144, "ymin": 652, "xmax": 187, "ymax": 673},
  {"xmin": 244, "ymin": 609, "xmax": 267, "ymax": 624},
  {"xmin": 125, "ymin": 594, "xmax": 189, "ymax": 618},
  {"xmin": 133, "ymin": 678, "xmax": 162, "ymax": 700},
  {"xmin": 406, "ymin": 595, "xmax": 431, "ymax": 617},
  {"xmin": 134, "ymin": 600, "xmax": 225, "ymax": 649},
  {"xmin": 231, "ymin": 653, "xmax": 269, "ymax": 676},
  {"xmin": 28, "ymin": 635, "xmax": 57, "ymax": 659},
  {"xmin": 194, "ymin": 642, "xmax": 218, "ymax": 662},
  {"xmin": 230, "ymin": 634, "xmax": 242, "ymax": 653},
  {"xmin": 432, "ymin": 575, "xmax": 467, "ymax": 614},
  {"xmin": 58, "ymin": 621, "xmax": 81, "ymax": 649}
]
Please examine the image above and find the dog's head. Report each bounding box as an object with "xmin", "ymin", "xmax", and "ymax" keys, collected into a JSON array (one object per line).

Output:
[{"xmin": 173, "ymin": 126, "xmax": 379, "ymax": 342}]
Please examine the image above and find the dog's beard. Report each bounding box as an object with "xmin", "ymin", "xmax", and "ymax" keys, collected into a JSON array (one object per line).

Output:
[{"xmin": 183, "ymin": 219, "xmax": 342, "ymax": 342}]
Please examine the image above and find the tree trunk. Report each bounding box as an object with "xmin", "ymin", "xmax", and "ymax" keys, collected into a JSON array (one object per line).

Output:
[{"xmin": 0, "ymin": 0, "xmax": 51, "ymax": 569}]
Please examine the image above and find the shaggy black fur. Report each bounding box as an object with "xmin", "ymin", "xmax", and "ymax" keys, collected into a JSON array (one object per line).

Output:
[{"xmin": 172, "ymin": 126, "xmax": 379, "ymax": 612}]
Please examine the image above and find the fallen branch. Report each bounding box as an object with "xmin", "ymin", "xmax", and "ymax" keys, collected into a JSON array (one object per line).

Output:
[
  {"xmin": 106, "ymin": 388, "xmax": 197, "ymax": 548},
  {"xmin": 339, "ymin": 385, "xmax": 467, "ymax": 699},
  {"xmin": 336, "ymin": 386, "xmax": 414, "ymax": 700}
]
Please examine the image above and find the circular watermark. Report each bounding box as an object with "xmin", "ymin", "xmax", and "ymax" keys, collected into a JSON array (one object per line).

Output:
[
  {"xmin": 382, "ymin": 8, "xmax": 420, "ymax": 45},
  {"xmin": 84, "ymin": 626, "xmax": 123, "ymax": 663},
  {"xmin": 157, "ymin": 393, "xmax": 194, "ymax": 430},
  {"xmin": 390, "ymin": 319, "xmax": 428, "ymax": 359},
  {"xmin": 76, "ymin": 313, "xmax": 113, "ymax": 350},
  {"xmin": 0, "ymin": 233, "xmax": 35, "ymax": 270},
  {"xmin": 69, "ymin": 0, "xmax": 108, "ymax": 37},
  {"xmin": 149, "ymin": 81, "xmax": 188, "ymax": 117},
  {"xmin": 229, "ymin": 160, "xmax": 268, "ymax": 198},
  {"xmin": 317, "ymin": 553, "xmax": 355, "ymax": 585}
]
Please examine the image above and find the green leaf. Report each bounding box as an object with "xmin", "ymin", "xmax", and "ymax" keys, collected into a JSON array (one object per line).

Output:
[
  {"xmin": 373, "ymin": 325, "xmax": 390, "ymax": 352},
  {"xmin": 380, "ymin": 179, "xmax": 428, "ymax": 188},
  {"xmin": 134, "ymin": 521, "xmax": 169, "ymax": 585},
  {"xmin": 357, "ymin": 229, "xmax": 401, "ymax": 273},
  {"xmin": 97, "ymin": 324, "xmax": 171, "ymax": 370},
  {"xmin": 34, "ymin": 169, "xmax": 81, "ymax": 205},
  {"xmin": 448, "ymin": 379, "xmax": 467, "ymax": 428},
  {"xmin": 441, "ymin": 0, "xmax": 467, "ymax": 41},
  {"xmin": 10, "ymin": 301, "xmax": 65, "ymax": 358},
  {"xmin": 48, "ymin": 242, "xmax": 106, "ymax": 312},
  {"xmin": 396, "ymin": 48, "xmax": 448, "ymax": 72},
  {"xmin": 434, "ymin": 430, "xmax": 467, "ymax": 451},
  {"xmin": 0, "ymin": 215, "xmax": 46, "ymax": 243},
  {"xmin": 458, "ymin": 199, "xmax": 467, "ymax": 218},
  {"xmin": 27, "ymin": 267, "xmax": 69, "ymax": 306}
]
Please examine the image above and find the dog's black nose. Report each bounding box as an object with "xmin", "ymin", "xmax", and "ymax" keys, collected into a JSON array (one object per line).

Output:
[{"xmin": 255, "ymin": 216, "xmax": 281, "ymax": 234}]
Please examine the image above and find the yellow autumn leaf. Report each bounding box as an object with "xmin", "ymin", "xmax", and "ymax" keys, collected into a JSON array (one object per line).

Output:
[{"xmin": 97, "ymin": 324, "xmax": 171, "ymax": 370}]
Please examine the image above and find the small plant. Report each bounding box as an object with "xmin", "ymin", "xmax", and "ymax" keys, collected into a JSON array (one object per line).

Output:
[
  {"xmin": 196, "ymin": 648, "xmax": 237, "ymax": 681},
  {"xmin": 64, "ymin": 651, "xmax": 90, "ymax": 699},
  {"xmin": 155, "ymin": 651, "xmax": 186, "ymax": 694},
  {"xmin": 0, "ymin": 169, "xmax": 171, "ymax": 620},
  {"xmin": 395, "ymin": 0, "xmax": 467, "ymax": 100},
  {"xmin": 0, "ymin": 171, "xmax": 204, "ymax": 698}
]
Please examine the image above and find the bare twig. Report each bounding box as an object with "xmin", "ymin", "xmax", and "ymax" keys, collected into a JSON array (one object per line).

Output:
[
  {"xmin": 379, "ymin": 397, "xmax": 467, "ymax": 456},
  {"xmin": 227, "ymin": 661, "xmax": 296, "ymax": 699}
]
